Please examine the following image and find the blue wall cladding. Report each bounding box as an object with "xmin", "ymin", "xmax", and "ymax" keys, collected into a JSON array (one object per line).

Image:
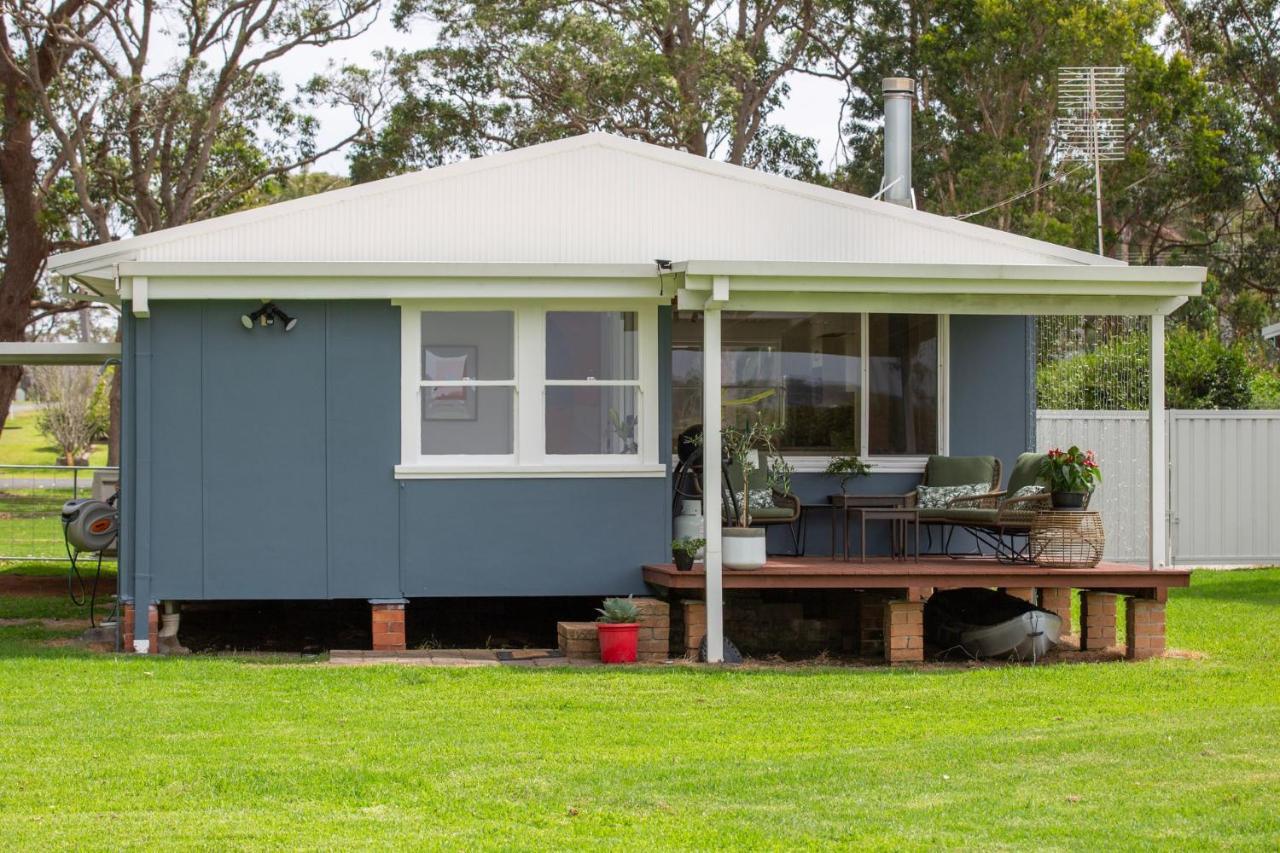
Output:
[{"xmin": 140, "ymin": 300, "xmax": 669, "ymax": 601}]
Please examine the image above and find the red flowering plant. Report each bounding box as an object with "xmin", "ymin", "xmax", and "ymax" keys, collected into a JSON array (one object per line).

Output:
[{"xmin": 1039, "ymin": 446, "xmax": 1102, "ymax": 495}]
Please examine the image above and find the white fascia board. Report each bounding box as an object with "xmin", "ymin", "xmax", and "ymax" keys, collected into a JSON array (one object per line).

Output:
[
  {"xmin": 116, "ymin": 261, "xmax": 660, "ymax": 279},
  {"xmin": 709, "ymin": 291, "xmax": 1188, "ymax": 317},
  {"xmin": 1263, "ymin": 322, "xmax": 1280, "ymax": 342},
  {"xmin": 680, "ymin": 261, "xmax": 1206, "ymax": 285},
  {"xmin": 115, "ymin": 262, "xmax": 670, "ymax": 302},
  {"xmin": 0, "ymin": 342, "xmax": 121, "ymax": 365}
]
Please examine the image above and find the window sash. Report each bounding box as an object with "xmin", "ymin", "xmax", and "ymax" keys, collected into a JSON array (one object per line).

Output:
[
  {"xmin": 670, "ymin": 311, "xmax": 948, "ymax": 462},
  {"xmin": 400, "ymin": 300, "xmax": 659, "ymax": 472}
]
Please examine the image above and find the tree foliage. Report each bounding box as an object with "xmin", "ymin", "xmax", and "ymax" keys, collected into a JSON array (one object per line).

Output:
[{"xmin": 348, "ymin": 0, "xmax": 863, "ymax": 180}]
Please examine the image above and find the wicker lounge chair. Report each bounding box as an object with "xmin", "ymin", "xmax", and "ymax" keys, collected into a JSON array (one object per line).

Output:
[{"xmin": 725, "ymin": 449, "xmax": 802, "ymax": 554}]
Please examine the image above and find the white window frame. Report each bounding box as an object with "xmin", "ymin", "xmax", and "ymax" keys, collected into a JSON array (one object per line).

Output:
[
  {"xmin": 721, "ymin": 313, "xmax": 950, "ymax": 475},
  {"xmin": 396, "ymin": 299, "xmax": 663, "ymax": 478}
]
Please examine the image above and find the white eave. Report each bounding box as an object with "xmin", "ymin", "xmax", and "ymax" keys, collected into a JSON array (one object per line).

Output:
[
  {"xmin": 677, "ymin": 261, "xmax": 1206, "ymax": 317},
  {"xmin": 0, "ymin": 342, "xmax": 121, "ymax": 366}
]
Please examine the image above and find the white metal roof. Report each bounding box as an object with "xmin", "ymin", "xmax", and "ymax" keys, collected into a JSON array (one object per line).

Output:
[{"xmin": 49, "ymin": 132, "xmax": 1125, "ymax": 277}]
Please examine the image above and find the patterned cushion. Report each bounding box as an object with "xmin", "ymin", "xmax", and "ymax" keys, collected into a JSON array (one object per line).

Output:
[
  {"xmin": 916, "ymin": 482, "xmax": 989, "ymax": 509},
  {"xmin": 748, "ymin": 487, "xmax": 775, "ymax": 510},
  {"xmin": 1008, "ymin": 484, "xmax": 1045, "ymax": 501}
]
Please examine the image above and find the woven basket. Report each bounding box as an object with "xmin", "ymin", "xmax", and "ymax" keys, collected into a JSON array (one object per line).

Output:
[{"xmin": 1029, "ymin": 510, "xmax": 1105, "ymax": 568}]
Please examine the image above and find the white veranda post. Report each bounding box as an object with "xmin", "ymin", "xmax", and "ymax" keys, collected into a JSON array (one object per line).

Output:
[
  {"xmin": 702, "ymin": 305, "xmax": 725, "ymax": 663},
  {"xmin": 1149, "ymin": 313, "xmax": 1167, "ymax": 569}
]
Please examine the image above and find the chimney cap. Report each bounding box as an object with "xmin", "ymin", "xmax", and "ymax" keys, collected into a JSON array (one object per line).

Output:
[{"xmin": 882, "ymin": 77, "xmax": 915, "ymax": 96}]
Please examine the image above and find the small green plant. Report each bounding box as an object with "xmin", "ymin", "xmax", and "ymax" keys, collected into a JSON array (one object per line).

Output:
[
  {"xmin": 596, "ymin": 596, "xmax": 640, "ymax": 624},
  {"xmin": 1040, "ymin": 446, "xmax": 1102, "ymax": 494},
  {"xmin": 824, "ymin": 454, "xmax": 871, "ymax": 495},
  {"xmin": 721, "ymin": 417, "xmax": 793, "ymax": 527},
  {"xmin": 671, "ymin": 537, "xmax": 705, "ymax": 557}
]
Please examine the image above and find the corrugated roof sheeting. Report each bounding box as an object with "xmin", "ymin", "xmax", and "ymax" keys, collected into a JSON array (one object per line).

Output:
[{"xmin": 130, "ymin": 136, "xmax": 1092, "ymax": 267}]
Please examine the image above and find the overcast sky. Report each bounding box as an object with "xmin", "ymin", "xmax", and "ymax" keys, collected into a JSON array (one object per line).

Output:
[{"xmin": 264, "ymin": 11, "xmax": 851, "ymax": 175}]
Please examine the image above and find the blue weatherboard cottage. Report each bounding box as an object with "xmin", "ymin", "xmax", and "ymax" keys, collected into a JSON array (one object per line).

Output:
[{"xmin": 48, "ymin": 119, "xmax": 1202, "ymax": 658}]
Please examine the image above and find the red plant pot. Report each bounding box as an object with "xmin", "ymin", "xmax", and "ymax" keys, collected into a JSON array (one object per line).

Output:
[{"xmin": 597, "ymin": 623, "xmax": 639, "ymax": 663}]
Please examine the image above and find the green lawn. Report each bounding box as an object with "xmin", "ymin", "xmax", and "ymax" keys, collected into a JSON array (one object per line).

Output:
[
  {"xmin": 0, "ymin": 409, "xmax": 108, "ymax": 467},
  {"xmin": 0, "ymin": 570, "xmax": 1277, "ymax": 848}
]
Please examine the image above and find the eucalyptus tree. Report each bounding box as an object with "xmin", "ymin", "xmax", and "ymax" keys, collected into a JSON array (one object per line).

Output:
[
  {"xmin": 348, "ymin": 0, "xmax": 866, "ymax": 181},
  {"xmin": 0, "ymin": 0, "xmax": 385, "ymax": 440},
  {"xmin": 837, "ymin": 0, "xmax": 1249, "ymax": 269}
]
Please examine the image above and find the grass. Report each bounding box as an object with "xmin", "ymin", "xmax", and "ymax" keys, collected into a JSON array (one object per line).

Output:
[
  {"xmin": 0, "ymin": 409, "xmax": 108, "ymax": 467},
  {"xmin": 0, "ymin": 570, "xmax": 1277, "ymax": 848}
]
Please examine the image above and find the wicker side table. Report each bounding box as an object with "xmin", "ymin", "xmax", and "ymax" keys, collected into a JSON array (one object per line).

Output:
[{"xmin": 1029, "ymin": 510, "xmax": 1106, "ymax": 568}]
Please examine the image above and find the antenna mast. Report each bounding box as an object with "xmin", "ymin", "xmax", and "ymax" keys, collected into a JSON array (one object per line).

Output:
[{"xmin": 1057, "ymin": 66, "xmax": 1126, "ymax": 256}]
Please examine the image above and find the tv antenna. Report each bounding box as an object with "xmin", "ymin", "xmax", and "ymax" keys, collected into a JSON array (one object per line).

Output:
[{"xmin": 1056, "ymin": 66, "xmax": 1126, "ymax": 255}]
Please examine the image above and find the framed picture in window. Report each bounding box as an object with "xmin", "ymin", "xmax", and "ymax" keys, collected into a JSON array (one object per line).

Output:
[{"xmin": 422, "ymin": 345, "xmax": 478, "ymax": 420}]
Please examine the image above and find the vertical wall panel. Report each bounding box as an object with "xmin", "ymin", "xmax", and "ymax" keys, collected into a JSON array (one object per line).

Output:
[
  {"xmin": 325, "ymin": 302, "xmax": 402, "ymax": 598},
  {"xmin": 200, "ymin": 303, "xmax": 329, "ymax": 598}
]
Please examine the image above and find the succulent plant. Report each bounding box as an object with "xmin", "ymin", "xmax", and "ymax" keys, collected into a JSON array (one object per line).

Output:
[{"xmin": 596, "ymin": 596, "xmax": 640, "ymax": 624}]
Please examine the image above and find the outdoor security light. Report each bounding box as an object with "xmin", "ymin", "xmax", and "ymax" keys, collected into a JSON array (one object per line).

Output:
[{"xmin": 240, "ymin": 302, "xmax": 298, "ymax": 332}]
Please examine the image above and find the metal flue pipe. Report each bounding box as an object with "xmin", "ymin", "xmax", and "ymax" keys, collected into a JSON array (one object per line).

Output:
[{"xmin": 881, "ymin": 77, "xmax": 916, "ymax": 208}]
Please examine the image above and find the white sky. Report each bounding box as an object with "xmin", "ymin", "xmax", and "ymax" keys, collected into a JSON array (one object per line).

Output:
[{"xmin": 265, "ymin": 11, "xmax": 851, "ymax": 175}]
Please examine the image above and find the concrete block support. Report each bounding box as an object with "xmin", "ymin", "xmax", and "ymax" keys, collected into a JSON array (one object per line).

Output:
[
  {"xmin": 682, "ymin": 600, "xmax": 707, "ymax": 658},
  {"xmin": 370, "ymin": 600, "xmax": 407, "ymax": 652},
  {"xmin": 1039, "ymin": 587, "xmax": 1073, "ymax": 635},
  {"xmin": 1079, "ymin": 592, "xmax": 1117, "ymax": 651},
  {"xmin": 557, "ymin": 622, "xmax": 599, "ymax": 660},
  {"xmin": 1126, "ymin": 598, "xmax": 1167, "ymax": 660},
  {"xmin": 884, "ymin": 599, "xmax": 924, "ymax": 664}
]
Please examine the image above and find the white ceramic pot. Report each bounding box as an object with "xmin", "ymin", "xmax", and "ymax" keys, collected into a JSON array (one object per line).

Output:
[
  {"xmin": 722, "ymin": 527, "xmax": 767, "ymax": 570},
  {"xmin": 673, "ymin": 500, "xmax": 706, "ymax": 558}
]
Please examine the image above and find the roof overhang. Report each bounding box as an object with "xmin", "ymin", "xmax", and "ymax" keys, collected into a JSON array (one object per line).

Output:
[
  {"xmin": 676, "ymin": 261, "xmax": 1205, "ymax": 316},
  {"xmin": 56, "ymin": 259, "xmax": 1204, "ymax": 319},
  {"xmin": 0, "ymin": 342, "xmax": 121, "ymax": 366}
]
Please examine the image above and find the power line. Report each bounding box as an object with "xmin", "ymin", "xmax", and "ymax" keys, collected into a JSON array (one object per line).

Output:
[{"xmin": 952, "ymin": 163, "xmax": 1088, "ymax": 221}]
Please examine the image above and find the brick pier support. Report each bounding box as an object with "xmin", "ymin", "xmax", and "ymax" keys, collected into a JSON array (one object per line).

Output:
[
  {"xmin": 1039, "ymin": 587, "xmax": 1073, "ymax": 635},
  {"xmin": 682, "ymin": 600, "xmax": 706, "ymax": 658},
  {"xmin": 632, "ymin": 598, "xmax": 670, "ymax": 662},
  {"xmin": 1079, "ymin": 592, "xmax": 1117, "ymax": 651},
  {"xmin": 884, "ymin": 599, "xmax": 924, "ymax": 664},
  {"xmin": 1126, "ymin": 598, "xmax": 1167, "ymax": 659},
  {"xmin": 370, "ymin": 600, "xmax": 407, "ymax": 652},
  {"xmin": 1000, "ymin": 586, "xmax": 1036, "ymax": 603},
  {"xmin": 146, "ymin": 604, "xmax": 159, "ymax": 654},
  {"xmin": 859, "ymin": 593, "xmax": 885, "ymax": 657},
  {"xmin": 121, "ymin": 601, "xmax": 134, "ymax": 651}
]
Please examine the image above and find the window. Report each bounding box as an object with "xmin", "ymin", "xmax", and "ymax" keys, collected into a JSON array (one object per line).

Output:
[
  {"xmin": 399, "ymin": 302, "xmax": 660, "ymax": 476},
  {"xmin": 672, "ymin": 311, "xmax": 944, "ymax": 461},
  {"xmin": 420, "ymin": 311, "xmax": 515, "ymax": 458},
  {"xmin": 545, "ymin": 311, "xmax": 640, "ymax": 456}
]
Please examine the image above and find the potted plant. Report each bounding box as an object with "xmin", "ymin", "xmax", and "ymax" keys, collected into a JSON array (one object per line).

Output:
[
  {"xmin": 596, "ymin": 596, "xmax": 641, "ymax": 663},
  {"xmin": 671, "ymin": 537, "xmax": 705, "ymax": 572},
  {"xmin": 825, "ymin": 453, "xmax": 871, "ymax": 501},
  {"xmin": 720, "ymin": 418, "xmax": 793, "ymax": 570},
  {"xmin": 1040, "ymin": 446, "xmax": 1102, "ymax": 509}
]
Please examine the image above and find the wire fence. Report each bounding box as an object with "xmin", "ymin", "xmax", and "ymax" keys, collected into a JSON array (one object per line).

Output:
[
  {"xmin": 0, "ymin": 464, "xmax": 118, "ymax": 562},
  {"xmin": 1036, "ymin": 315, "xmax": 1151, "ymax": 410}
]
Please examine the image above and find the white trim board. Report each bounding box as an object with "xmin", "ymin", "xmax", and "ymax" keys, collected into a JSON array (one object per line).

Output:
[{"xmin": 0, "ymin": 342, "xmax": 120, "ymax": 366}]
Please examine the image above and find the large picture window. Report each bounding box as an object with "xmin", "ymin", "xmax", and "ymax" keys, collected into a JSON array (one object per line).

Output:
[
  {"xmin": 672, "ymin": 311, "xmax": 943, "ymax": 462},
  {"xmin": 398, "ymin": 301, "xmax": 660, "ymax": 476}
]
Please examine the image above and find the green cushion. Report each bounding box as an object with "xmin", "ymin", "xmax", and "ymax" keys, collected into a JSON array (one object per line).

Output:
[
  {"xmin": 1006, "ymin": 452, "xmax": 1048, "ymax": 494},
  {"xmin": 919, "ymin": 507, "xmax": 999, "ymax": 525},
  {"xmin": 923, "ymin": 455, "xmax": 998, "ymax": 488},
  {"xmin": 747, "ymin": 505, "xmax": 794, "ymax": 520}
]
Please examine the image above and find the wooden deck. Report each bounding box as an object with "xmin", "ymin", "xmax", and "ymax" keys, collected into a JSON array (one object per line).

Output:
[{"xmin": 643, "ymin": 556, "xmax": 1191, "ymax": 601}]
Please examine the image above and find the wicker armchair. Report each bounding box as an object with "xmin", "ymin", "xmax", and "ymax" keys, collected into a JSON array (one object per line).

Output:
[
  {"xmin": 725, "ymin": 449, "xmax": 802, "ymax": 553},
  {"xmin": 904, "ymin": 455, "xmax": 1003, "ymax": 512}
]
